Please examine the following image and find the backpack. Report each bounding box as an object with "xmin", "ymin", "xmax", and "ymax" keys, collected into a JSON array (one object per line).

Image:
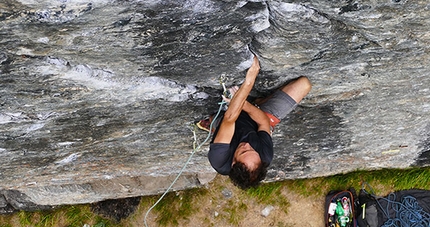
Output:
[
  {"xmin": 356, "ymin": 187, "xmax": 430, "ymax": 227},
  {"xmin": 325, "ymin": 188, "xmax": 358, "ymax": 227}
]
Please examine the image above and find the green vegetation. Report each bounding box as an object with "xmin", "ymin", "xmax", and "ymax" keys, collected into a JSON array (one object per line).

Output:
[
  {"xmin": 247, "ymin": 181, "xmax": 283, "ymax": 203},
  {"xmin": 64, "ymin": 205, "xmax": 111, "ymax": 227},
  {"xmin": 0, "ymin": 167, "xmax": 429, "ymax": 226},
  {"xmin": 287, "ymin": 167, "xmax": 430, "ymax": 197},
  {"xmin": 247, "ymin": 181, "xmax": 290, "ymax": 214},
  {"xmin": 150, "ymin": 188, "xmax": 207, "ymax": 226},
  {"xmin": 219, "ymin": 200, "xmax": 248, "ymax": 225},
  {"xmin": 0, "ymin": 205, "xmax": 111, "ymax": 227}
]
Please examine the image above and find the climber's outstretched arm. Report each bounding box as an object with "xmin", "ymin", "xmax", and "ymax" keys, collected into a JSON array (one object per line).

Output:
[{"xmin": 213, "ymin": 56, "xmax": 260, "ymax": 144}]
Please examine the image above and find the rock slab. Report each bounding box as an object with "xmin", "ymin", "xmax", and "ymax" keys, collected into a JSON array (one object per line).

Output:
[{"xmin": 0, "ymin": 0, "xmax": 429, "ymax": 211}]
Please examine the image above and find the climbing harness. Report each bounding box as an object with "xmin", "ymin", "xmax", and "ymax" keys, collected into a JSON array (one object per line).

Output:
[{"xmin": 144, "ymin": 77, "xmax": 229, "ymax": 227}]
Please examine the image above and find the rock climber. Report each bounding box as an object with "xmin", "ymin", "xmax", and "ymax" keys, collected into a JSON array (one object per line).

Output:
[{"xmin": 198, "ymin": 55, "xmax": 312, "ymax": 189}]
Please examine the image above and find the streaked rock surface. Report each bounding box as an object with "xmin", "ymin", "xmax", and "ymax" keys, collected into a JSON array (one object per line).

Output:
[{"xmin": 0, "ymin": 0, "xmax": 429, "ymax": 211}]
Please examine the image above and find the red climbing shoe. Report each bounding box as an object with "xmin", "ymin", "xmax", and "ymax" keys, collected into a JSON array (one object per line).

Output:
[{"xmin": 196, "ymin": 116, "xmax": 214, "ymax": 133}]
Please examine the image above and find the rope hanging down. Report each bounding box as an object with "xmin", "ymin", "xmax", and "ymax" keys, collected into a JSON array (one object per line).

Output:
[{"xmin": 144, "ymin": 81, "xmax": 229, "ymax": 227}]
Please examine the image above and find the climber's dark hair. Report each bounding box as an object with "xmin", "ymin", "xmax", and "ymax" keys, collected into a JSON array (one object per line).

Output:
[{"xmin": 229, "ymin": 161, "xmax": 267, "ymax": 190}]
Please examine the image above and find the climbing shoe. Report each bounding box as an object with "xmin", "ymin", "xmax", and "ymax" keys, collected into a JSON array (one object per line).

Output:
[{"xmin": 196, "ymin": 117, "xmax": 212, "ymax": 132}]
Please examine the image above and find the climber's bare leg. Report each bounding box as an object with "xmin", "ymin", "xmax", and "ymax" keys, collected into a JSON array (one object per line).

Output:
[{"xmin": 255, "ymin": 76, "xmax": 311, "ymax": 105}]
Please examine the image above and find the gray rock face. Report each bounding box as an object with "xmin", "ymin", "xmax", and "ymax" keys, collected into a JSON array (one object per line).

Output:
[{"xmin": 0, "ymin": 0, "xmax": 429, "ymax": 211}]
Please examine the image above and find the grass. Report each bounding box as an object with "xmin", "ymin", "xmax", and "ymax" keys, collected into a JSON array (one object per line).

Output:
[
  {"xmin": 0, "ymin": 167, "xmax": 429, "ymax": 226},
  {"xmin": 246, "ymin": 181, "xmax": 290, "ymax": 213},
  {"xmin": 63, "ymin": 205, "xmax": 112, "ymax": 227},
  {"xmin": 0, "ymin": 205, "xmax": 112, "ymax": 227},
  {"xmin": 220, "ymin": 200, "xmax": 248, "ymax": 225},
  {"xmin": 286, "ymin": 167, "xmax": 430, "ymax": 198},
  {"xmin": 150, "ymin": 188, "xmax": 207, "ymax": 226}
]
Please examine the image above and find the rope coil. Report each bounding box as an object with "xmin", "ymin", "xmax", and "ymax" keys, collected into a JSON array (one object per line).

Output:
[
  {"xmin": 379, "ymin": 193, "xmax": 430, "ymax": 227},
  {"xmin": 363, "ymin": 182, "xmax": 430, "ymax": 227}
]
